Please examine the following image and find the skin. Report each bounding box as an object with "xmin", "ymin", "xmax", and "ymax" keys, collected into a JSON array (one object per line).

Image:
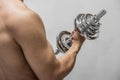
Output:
[{"xmin": 0, "ymin": 0, "xmax": 85, "ymax": 80}]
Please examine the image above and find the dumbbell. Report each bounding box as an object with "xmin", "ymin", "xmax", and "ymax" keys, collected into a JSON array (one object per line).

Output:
[{"xmin": 55, "ymin": 9, "xmax": 107, "ymax": 54}]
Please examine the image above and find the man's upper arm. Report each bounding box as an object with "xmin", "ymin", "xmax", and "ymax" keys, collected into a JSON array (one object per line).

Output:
[{"xmin": 8, "ymin": 11, "xmax": 60, "ymax": 79}]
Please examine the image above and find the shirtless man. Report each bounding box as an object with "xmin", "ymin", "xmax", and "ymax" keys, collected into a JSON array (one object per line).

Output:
[{"xmin": 0, "ymin": 0, "xmax": 85, "ymax": 80}]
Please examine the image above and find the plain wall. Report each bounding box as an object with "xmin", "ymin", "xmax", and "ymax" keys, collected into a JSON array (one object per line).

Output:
[{"xmin": 25, "ymin": 0, "xmax": 120, "ymax": 80}]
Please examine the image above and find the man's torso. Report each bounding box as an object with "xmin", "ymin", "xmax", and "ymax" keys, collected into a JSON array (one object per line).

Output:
[{"xmin": 0, "ymin": 1, "xmax": 39, "ymax": 80}]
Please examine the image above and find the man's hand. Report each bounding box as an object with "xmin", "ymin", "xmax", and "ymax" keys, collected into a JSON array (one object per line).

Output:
[{"xmin": 70, "ymin": 29, "xmax": 85, "ymax": 54}]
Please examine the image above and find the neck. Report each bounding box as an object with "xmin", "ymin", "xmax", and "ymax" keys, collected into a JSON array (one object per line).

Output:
[
  {"xmin": 0, "ymin": 0, "xmax": 24, "ymax": 9},
  {"xmin": 0, "ymin": 0, "xmax": 23, "ymax": 4},
  {"xmin": 0, "ymin": 0, "xmax": 23, "ymax": 2}
]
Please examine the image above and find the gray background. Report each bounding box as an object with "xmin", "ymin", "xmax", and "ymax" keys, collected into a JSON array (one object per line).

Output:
[{"xmin": 25, "ymin": 0, "xmax": 120, "ymax": 80}]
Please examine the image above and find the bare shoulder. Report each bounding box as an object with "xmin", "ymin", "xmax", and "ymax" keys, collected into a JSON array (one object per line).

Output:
[
  {"xmin": 7, "ymin": 9, "xmax": 42, "ymax": 29},
  {"xmin": 6, "ymin": 8, "xmax": 47, "ymax": 45},
  {"xmin": 6, "ymin": 8, "xmax": 45, "ymax": 36}
]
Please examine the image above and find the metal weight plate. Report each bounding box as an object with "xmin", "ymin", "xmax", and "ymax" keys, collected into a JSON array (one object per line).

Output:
[{"xmin": 56, "ymin": 31, "xmax": 71, "ymax": 53}]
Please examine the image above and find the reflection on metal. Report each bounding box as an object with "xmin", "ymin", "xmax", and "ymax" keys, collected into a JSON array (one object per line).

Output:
[{"xmin": 55, "ymin": 9, "xmax": 107, "ymax": 54}]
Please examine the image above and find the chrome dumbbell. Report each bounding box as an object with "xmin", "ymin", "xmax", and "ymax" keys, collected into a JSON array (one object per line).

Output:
[{"xmin": 55, "ymin": 9, "xmax": 107, "ymax": 54}]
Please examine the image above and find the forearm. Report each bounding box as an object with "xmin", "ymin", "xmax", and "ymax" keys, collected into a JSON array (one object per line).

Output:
[
  {"xmin": 58, "ymin": 50, "xmax": 77, "ymax": 78},
  {"xmin": 55, "ymin": 35, "xmax": 85, "ymax": 79},
  {"xmin": 57, "ymin": 42, "xmax": 82, "ymax": 79}
]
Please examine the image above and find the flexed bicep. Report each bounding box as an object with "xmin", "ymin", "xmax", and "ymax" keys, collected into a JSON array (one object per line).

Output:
[{"xmin": 8, "ymin": 11, "xmax": 60, "ymax": 80}]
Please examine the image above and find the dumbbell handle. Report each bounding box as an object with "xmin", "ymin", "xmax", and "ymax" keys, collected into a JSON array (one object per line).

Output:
[{"xmin": 95, "ymin": 9, "xmax": 106, "ymax": 20}]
